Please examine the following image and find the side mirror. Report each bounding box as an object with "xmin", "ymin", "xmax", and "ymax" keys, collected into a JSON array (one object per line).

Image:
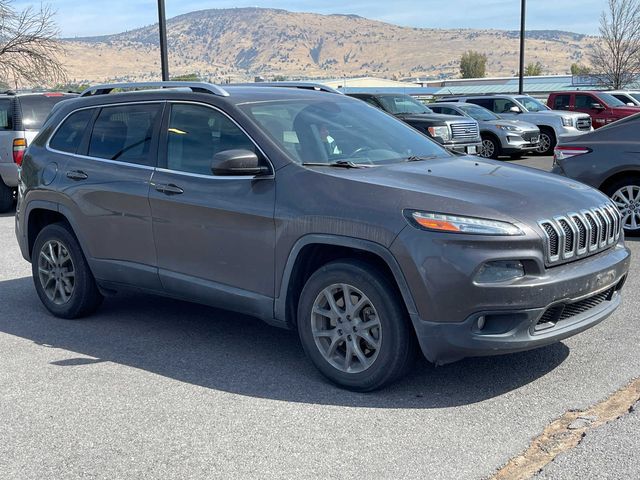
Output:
[
  {"xmin": 591, "ymin": 103, "xmax": 604, "ymax": 110},
  {"xmin": 211, "ymin": 149, "xmax": 270, "ymax": 176},
  {"xmin": 508, "ymin": 106, "xmax": 522, "ymax": 113},
  {"xmin": 627, "ymin": 102, "xmax": 636, "ymax": 107}
]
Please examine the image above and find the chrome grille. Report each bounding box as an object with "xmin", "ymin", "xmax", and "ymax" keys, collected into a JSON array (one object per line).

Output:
[
  {"xmin": 576, "ymin": 117, "xmax": 592, "ymax": 131},
  {"xmin": 450, "ymin": 122, "xmax": 479, "ymax": 140},
  {"xmin": 539, "ymin": 204, "xmax": 621, "ymax": 266}
]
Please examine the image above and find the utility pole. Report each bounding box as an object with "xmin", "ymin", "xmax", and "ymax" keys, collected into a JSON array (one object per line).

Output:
[
  {"xmin": 518, "ymin": 0, "xmax": 526, "ymax": 94},
  {"xmin": 158, "ymin": 0, "xmax": 169, "ymax": 81}
]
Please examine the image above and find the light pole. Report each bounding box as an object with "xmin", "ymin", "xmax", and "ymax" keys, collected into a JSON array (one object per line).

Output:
[
  {"xmin": 518, "ymin": 0, "xmax": 526, "ymax": 94},
  {"xmin": 158, "ymin": 0, "xmax": 169, "ymax": 81}
]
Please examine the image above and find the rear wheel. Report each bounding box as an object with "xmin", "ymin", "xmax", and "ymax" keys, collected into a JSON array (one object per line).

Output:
[
  {"xmin": 32, "ymin": 223, "xmax": 103, "ymax": 318},
  {"xmin": 604, "ymin": 176, "xmax": 640, "ymax": 236},
  {"xmin": 535, "ymin": 127, "xmax": 556, "ymax": 156},
  {"xmin": 480, "ymin": 135, "xmax": 500, "ymax": 159},
  {"xmin": 297, "ymin": 260, "xmax": 417, "ymax": 391},
  {"xmin": 0, "ymin": 179, "xmax": 13, "ymax": 213}
]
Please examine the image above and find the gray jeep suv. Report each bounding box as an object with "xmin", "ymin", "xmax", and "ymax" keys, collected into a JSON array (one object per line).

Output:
[{"xmin": 16, "ymin": 82, "xmax": 630, "ymax": 391}]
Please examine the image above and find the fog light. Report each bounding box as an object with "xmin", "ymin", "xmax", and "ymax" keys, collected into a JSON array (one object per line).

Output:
[
  {"xmin": 475, "ymin": 260, "xmax": 525, "ymax": 284},
  {"xmin": 477, "ymin": 315, "xmax": 486, "ymax": 330}
]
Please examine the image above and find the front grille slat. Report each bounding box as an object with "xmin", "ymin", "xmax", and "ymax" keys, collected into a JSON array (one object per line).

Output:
[
  {"xmin": 576, "ymin": 117, "xmax": 592, "ymax": 131},
  {"xmin": 450, "ymin": 122, "xmax": 479, "ymax": 140},
  {"xmin": 539, "ymin": 205, "xmax": 620, "ymax": 266},
  {"xmin": 536, "ymin": 287, "xmax": 615, "ymax": 330}
]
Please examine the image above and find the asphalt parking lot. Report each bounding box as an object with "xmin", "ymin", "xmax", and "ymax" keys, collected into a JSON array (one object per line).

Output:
[{"xmin": 0, "ymin": 155, "xmax": 638, "ymax": 479}]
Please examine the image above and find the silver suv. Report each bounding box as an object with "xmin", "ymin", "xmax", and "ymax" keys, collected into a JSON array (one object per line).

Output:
[
  {"xmin": 430, "ymin": 102, "xmax": 540, "ymax": 159},
  {"xmin": 437, "ymin": 94, "xmax": 592, "ymax": 155},
  {"xmin": 0, "ymin": 91, "xmax": 77, "ymax": 212}
]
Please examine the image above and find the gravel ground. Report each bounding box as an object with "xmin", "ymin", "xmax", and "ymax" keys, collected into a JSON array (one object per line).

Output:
[{"xmin": 0, "ymin": 154, "xmax": 638, "ymax": 479}]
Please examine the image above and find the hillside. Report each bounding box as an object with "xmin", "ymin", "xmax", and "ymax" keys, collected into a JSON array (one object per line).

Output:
[{"xmin": 58, "ymin": 7, "xmax": 597, "ymax": 84}]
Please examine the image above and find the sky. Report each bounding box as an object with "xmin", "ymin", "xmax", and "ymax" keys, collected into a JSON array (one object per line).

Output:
[{"xmin": 12, "ymin": 0, "xmax": 606, "ymax": 38}]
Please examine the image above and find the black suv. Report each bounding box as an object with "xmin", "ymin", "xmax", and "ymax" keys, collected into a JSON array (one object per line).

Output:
[
  {"xmin": 16, "ymin": 82, "xmax": 630, "ymax": 391},
  {"xmin": 347, "ymin": 92, "xmax": 482, "ymax": 155}
]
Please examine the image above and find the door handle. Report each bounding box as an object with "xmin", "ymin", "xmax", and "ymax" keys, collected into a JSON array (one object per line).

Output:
[
  {"xmin": 154, "ymin": 183, "xmax": 184, "ymax": 195},
  {"xmin": 66, "ymin": 170, "xmax": 88, "ymax": 181}
]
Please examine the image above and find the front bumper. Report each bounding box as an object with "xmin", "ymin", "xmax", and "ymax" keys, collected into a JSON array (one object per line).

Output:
[
  {"xmin": 391, "ymin": 228, "xmax": 631, "ymax": 365},
  {"xmin": 0, "ymin": 162, "xmax": 18, "ymax": 187},
  {"xmin": 440, "ymin": 140, "xmax": 482, "ymax": 155},
  {"xmin": 500, "ymin": 132, "xmax": 540, "ymax": 154}
]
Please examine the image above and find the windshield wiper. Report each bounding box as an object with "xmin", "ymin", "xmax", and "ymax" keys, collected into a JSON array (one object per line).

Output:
[
  {"xmin": 406, "ymin": 155, "xmax": 441, "ymax": 162},
  {"xmin": 302, "ymin": 160, "xmax": 370, "ymax": 169}
]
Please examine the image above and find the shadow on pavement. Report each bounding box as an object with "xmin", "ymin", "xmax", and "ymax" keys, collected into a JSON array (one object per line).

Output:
[{"xmin": 0, "ymin": 276, "xmax": 569, "ymax": 408}]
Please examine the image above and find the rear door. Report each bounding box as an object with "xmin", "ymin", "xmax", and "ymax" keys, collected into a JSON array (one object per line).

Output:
[
  {"xmin": 52, "ymin": 102, "xmax": 164, "ymax": 289},
  {"xmin": 148, "ymin": 102, "xmax": 276, "ymax": 316}
]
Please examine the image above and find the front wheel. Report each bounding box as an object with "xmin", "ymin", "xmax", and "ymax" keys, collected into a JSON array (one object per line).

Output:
[
  {"xmin": 604, "ymin": 176, "xmax": 640, "ymax": 237},
  {"xmin": 535, "ymin": 128, "xmax": 556, "ymax": 156},
  {"xmin": 297, "ymin": 260, "xmax": 417, "ymax": 391},
  {"xmin": 32, "ymin": 223, "xmax": 103, "ymax": 318},
  {"xmin": 480, "ymin": 135, "xmax": 500, "ymax": 159}
]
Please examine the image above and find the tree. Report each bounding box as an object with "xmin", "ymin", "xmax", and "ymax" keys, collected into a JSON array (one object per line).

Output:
[
  {"xmin": 459, "ymin": 50, "xmax": 487, "ymax": 79},
  {"xmin": 524, "ymin": 61, "xmax": 544, "ymax": 76},
  {"xmin": 0, "ymin": 1, "xmax": 66, "ymax": 87},
  {"xmin": 571, "ymin": 63, "xmax": 592, "ymax": 75},
  {"xmin": 590, "ymin": 0, "xmax": 640, "ymax": 89},
  {"xmin": 171, "ymin": 73, "xmax": 201, "ymax": 81}
]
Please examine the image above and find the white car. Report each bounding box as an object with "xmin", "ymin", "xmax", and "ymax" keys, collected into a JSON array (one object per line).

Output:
[{"xmin": 608, "ymin": 90, "xmax": 640, "ymax": 107}]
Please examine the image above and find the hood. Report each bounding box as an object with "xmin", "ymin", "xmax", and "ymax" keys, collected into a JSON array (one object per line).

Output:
[
  {"xmin": 610, "ymin": 105, "xmax": 640, "ymax": 117},
  {"xmin": 395, "ymin": 113, "xmax": 469, "ymax": 123},
  {"xmin": 315, "ymin": 157, "xmax": 610, "ymax": 228},
  {"xmin": 544, "ymin": 109, "xmax": 591, "ymax": 119}
]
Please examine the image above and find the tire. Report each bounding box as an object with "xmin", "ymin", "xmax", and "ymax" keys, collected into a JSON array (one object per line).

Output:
[
  {"xmin": 480, "ymin": 135, "xmax": 501, "ymax": 159},
  {"xmin": 32, "ymin": 223, "xmax": 103, "ymax": 318},
  {"xmin": 603, "ymin": 176, "xmax": 640, "ymax": 237},
  {"xmin": 297, "ymin": 260, "xmax": 417, "ymax": 391},
  {"xmin": 535, "ymin": 127, "xmax": 556, "ymax": 156},
  {"xmin": 509, "ymin": 153, "xmax": 524, "ymax": 160},
  {"xmin": 0, "ymin": 178, "xmax": 13, "ymax": 213}
]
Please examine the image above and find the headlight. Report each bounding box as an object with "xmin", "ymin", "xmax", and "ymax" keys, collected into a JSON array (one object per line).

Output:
[
  {"xmin": 405, "ymin": 211, "xmax": 523, "ymax": 236},
  {"xmin": 427, "ymin": 126, "xmax": 451, "ymax": 141},
  {"xmin": 495, "ymin": 124, "xmax": 522, "ymax": 132},
  {"xmin": 561, "ymin": 117, "xmax": 574, "ymax": 127}
]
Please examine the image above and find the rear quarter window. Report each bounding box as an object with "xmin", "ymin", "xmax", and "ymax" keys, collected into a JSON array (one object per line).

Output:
[
  {"xmin": 0, "ymin": 99, "xmax": 13, "ymax": 130},
  {"xmin": 19, "ymin": 95, "xmax": 74, "ymax": 130},
  {"xmin": 49, "ymin": 109, "xmax": 94, "ymax": 154}
]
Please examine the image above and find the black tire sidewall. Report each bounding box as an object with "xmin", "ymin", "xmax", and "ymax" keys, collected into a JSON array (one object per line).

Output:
[
  {"xmin": 536, "ymin": 128, "xmax": 556, "ymax": 156},
  {"xmin": 32, "ymin": 223, "xmax": 102, "ymax": 318},
  {"xmin": 297, "ymin": 260, "xmax": 414, "ymax": 391},
  {"xmin": 481, "ymin": 135, "xmax": 500, "ymax": 159}
]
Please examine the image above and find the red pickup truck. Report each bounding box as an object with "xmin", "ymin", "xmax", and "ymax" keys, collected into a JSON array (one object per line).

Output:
[{"xmin": 548, "ymin": 91, "xmax": 640, "ymax": 128}]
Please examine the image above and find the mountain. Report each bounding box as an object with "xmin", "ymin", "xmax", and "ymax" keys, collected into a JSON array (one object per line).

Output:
[{"xmin": 59, "ymin": 7, "xmax": 597, "ymax": 84}]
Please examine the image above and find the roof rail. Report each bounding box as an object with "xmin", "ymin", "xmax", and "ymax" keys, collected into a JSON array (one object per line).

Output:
[
  {"xmin": 1, "ymin": 90, "xmax": 16, "ymax": 96},
  {"xmin": 80, "ymin": 81, "xmax": 230, "ymax": 98},
  {"xmin": 231, "ymin": 82, "xmax": 343, "ymax": 95}
]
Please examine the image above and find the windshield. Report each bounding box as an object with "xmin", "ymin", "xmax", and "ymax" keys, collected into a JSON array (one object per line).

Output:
[
  {"xmin": 239, "ymin": 98, "xmax": 451, "ymax": 165},
  {"xmin": 19, "ymin": 94, "xmax": 74, "ymax": 130},
  {"xmin": 597, "ymin": 92, "xmax": 625, "ymax": 107},
  {"xmin": 515, "ymin": 96, "xmax": 550, "ymax": 112},
  {"xmin": 376, "ymin": 95, "xmax": 433, "ymax": 115},
  {"xmin": 458, "ymin": 104, "xmax": 499, "ymax": 121}
]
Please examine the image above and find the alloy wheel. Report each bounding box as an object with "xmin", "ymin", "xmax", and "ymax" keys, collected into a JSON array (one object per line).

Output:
[
  {"xmin": 38, "ymin": 240, "xmax": 75, "ymax": 305},
  {"xmin": 310, "ymin": 283, "xmax": 382, "ymax": 374},
  {"xmin": 480, "ymin": 139, "xmax": 495, "ymax": 158},
  {"xmin": 612, "ymin": 185, "xmax": 640, "ymax": 231},
  {"xmin": 536, "ymin": 133, "xmax": 551, "ymax": 154}
]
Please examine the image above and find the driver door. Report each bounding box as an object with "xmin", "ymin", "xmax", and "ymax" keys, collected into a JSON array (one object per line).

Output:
[{"xmin": 148, "ymin": 102, "xmax": 276, "ymax": 316}]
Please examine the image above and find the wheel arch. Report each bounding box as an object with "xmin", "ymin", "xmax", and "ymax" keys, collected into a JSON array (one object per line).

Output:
[
  {"xmin": 599, "ymin": 170, "xmax": 640, "ymax": 194},
  {"xmin": 275, "ymin": 235, "xmax": 418, "ymax": 330}
]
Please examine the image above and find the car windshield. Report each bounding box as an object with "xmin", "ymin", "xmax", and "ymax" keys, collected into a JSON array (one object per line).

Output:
[
  {"xmin": 458, "ymin": 104, "xmax": 499, "ymax": 121},
  {"xmin": 597, "ymin": 92, "xmax": 625, "ymax": 107},
  {"xmin": 376, "ymin": 95, "xmax": 433, "ymax": 115},
  {"xmin": 238, "ymin": 98, "xmax": 452, "ymax": 165},
  {"xmin": 515, "ymin": 96, "xmax": 550, "ymax": 112}
]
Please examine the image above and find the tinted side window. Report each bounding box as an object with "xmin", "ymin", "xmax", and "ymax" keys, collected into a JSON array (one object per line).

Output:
[
  {"xmin": 494, "ymin": 99, "xmax": 517, "ymax": 113},
  {"xmin": 0, "ymin": 99, "xmax": 13, "ymax": 130},
  {"xmin": 467, "ymin": 98, "xmax": 494, "ymax": 111},
  {"xmin": 19, "ymin": 95, "xmax": 74, "ymax": 130},
  {"xmin": 166, "ymin": 104, "xmax": 257, "ymax": 176},
  {"xmin": 553, "ymin": 95, "xmax": 571, "ymax": 110},
  {"xmin": 88, "ymin": 104, "xmax": 162, "ymax": 165},
  {"xmin": 49, "ymin": 109, "xmax": 94, "ymax": 154},
  {"xmin": 575, "ymin": 94, "xmax": 597, "ymax": 109}
]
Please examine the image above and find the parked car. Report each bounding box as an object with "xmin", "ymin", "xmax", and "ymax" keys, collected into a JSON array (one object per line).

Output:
[
  {"xmin": 548, "ymin": 91, "xmax": 640, "ymax": 129},
  {"xmin": 552, "ymin": 113, "xmax": 640, "ymax": 235},
  {"xmin": 346, "ymin": 92, "xmax": 482, "ymax": 155},
  {"xmin": 437, "ymin": 94, "xmax": 592, "ymax": 155},
  {"xmin": 0, "ymin": 91, "xmax": 78, "ymax": 212},
  {"xmin": 430, "ymin": 102, "xmax": 540, "ymax": 159},
  {"xmin": 16, "ymin": 81, "xmax": 630, "ymax": 391},
  {"xmin": 607, "ymin": 91, "xmax": 640, "ymax": 107}
]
